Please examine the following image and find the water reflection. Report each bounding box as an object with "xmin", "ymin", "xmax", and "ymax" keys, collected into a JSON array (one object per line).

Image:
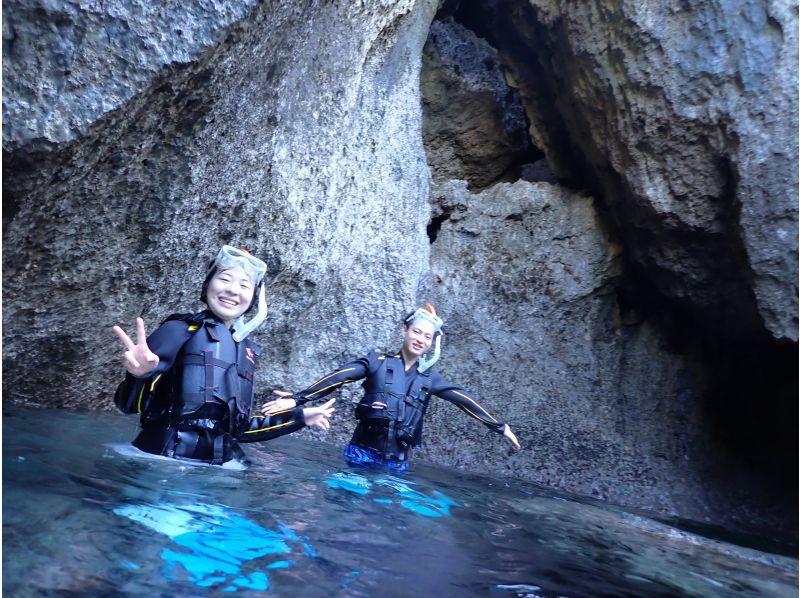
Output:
[
  {"xmin": 114, "ymin": 501, "xmax": 315, "ymax": 591},
  {"xmin": 3, "ymin": 407, "xmax": 797, "ymax": 597}
]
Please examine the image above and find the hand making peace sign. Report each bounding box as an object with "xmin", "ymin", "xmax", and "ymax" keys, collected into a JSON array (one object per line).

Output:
[{"xmin": 112, "ymin": 317, "xmax": 160, "ymax": 378}]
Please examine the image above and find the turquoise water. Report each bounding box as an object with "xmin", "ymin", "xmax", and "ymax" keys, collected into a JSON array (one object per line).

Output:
[{"xmin": 3, "ymin": 407, "xmax": 797, "ymax": 597}]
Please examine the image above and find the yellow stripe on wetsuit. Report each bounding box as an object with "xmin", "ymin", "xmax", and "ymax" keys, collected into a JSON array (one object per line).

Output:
[
  {"xmin": 243, "ymin": 420, "xmax": 296, "ymax": 434},
  {"xmin": 304, "ymin": 367, "xmax": 358, "ymax": 399},
  {"xmin": 244, "ymin": 409, "xmax": 297, "ymax": 434},
  {"xmin": 452, "ymin": 390, "xmax": 498, "ymax": 423},
  {"xmin": 137, "ymin": 373, "xmax": 163, "ymax": 413},
  {"xmin": 306, "ymin": 367, "xmax": 357, "ymax": 390}
]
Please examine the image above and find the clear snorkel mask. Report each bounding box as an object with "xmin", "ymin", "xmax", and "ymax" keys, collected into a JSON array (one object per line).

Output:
[
  {"xmin": 406, "ymin": 304, "xmax": 444, "ymax": 373},
  {"xmin": 207, "ymin": 245, "xmax": 268, "ymax": 342}
]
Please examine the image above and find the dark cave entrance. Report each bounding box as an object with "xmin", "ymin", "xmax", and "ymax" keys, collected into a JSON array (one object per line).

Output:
[{"xmin": 422, "ymin": 0, "xmax": 799, "ymax": 542}]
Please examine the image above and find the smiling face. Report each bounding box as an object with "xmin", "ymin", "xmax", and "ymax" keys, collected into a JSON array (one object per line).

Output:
[
  {"xmin": 401, "ymin": 317, "xmax": 436, "ymax": 362},
  {"xmin": 205, "ymin": 266, "xmax": 256, "ymax": 326}
]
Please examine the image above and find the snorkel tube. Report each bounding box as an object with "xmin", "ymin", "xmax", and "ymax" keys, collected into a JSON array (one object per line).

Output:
[
  {"xmin": 205, "ymin": 245, "xmax": 269, "ymax": 342},
  {"xmin": 406, "ymin": 304, "xmax": 444, "ymax": 373},
  {"xmin": 232, "ymin": 284, "xmax": 267, "ymax": 342}
]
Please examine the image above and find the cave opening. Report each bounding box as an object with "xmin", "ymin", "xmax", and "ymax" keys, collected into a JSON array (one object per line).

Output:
[
  {"xmin": 424, "ymin": 0, "xmax": 798, "ymax": 539},
  {"xmin": 431, "ymin": 0, "xmax": 596, "ymax": 194},
  {"xmin": 618, "ymin": 268, "xmax": 799, "ymax": 540},
  {"xmin": 426, "ymin": 210, "xmax": 451, "ymax": 244},
  {"xmin": 421, "ymin": 0, "xmax": 551, "ymax": 192}
]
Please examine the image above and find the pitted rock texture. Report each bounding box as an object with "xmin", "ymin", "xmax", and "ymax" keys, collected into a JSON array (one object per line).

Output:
[
  {"xmin": 420, "ymin": 17, "xmax": 537, "ymax": 188},
  {"xmin": 446, "ymin": 0, "xmax": 798, "ymax": 343},
  {"xmin": 2, "ymin": 0, "xmax": 260, "ymax": 151},
  {"xmin": 418, "ymin": 179, "xmax": 792, "ymax": 538},
  {"xmin": 3, "ymin": 0, "xmax": 440, "ymax": 407}
]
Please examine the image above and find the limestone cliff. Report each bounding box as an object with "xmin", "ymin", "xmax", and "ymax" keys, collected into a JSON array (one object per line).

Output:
[{"xmin": 3, "ymin": 0, "xmax": 796, "ymax": 540}]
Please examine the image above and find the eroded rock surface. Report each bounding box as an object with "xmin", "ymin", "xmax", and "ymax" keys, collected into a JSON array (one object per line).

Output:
[
  {"xmin": 418, "ymin": 179, "xmax": 793, "ymax": 537},
  {"xmin": 2, "ymin": 0, "xmax": 260, "ymax": 151},
  {"xmin": 2, "ymin": 0, "xmax": 796, "ymax": 541},
  {"xmin": 3, "ymin": 0, "xmax": 439, "ymax": 406},
  {"xmin": 446, "ymin": 0, "xmax": 798, "ymax": 343},
  {"xmin": 420, "ymin": 17, "xmax": 538, "ymax": 188}
]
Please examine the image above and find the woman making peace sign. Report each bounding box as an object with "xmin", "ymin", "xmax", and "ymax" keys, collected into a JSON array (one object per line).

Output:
[{"xmin": 112, "ymin": 246, "xmax": 334, "ymax": 465}]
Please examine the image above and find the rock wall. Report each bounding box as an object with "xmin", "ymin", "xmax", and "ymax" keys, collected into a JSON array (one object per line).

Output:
[
  {"xmin": 443, "ymin": 0, "xmax": 798, "ymax": 342},
  {"xmin": 420, "ymin": 179, "xmax": 715, "ymax": 520},
  {"xmin": 420, "ymin": 18, "xmax": 539, "ymax": 188},
  {"xmin": 2, "ymin": 0, "xmax": 258, "ymax": 152},
  {"xmin": 417, "ymin": 3, "xmax": 797, "ymax": 538},
  {"xmin": 3, "ymin": 0, "xmax": 796, "ymax": 540},
  {"xmin": 3, "ymin": 0, "xmax": 439, "ymax": 405}
]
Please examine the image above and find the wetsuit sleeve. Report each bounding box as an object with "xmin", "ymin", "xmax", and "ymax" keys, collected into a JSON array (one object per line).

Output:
[
  {"xmin": 113, "ymin": 319, "xmax": 193, "ymax": 414},
  {"xmin": 291, "ymin": 354, "xmax": 372, "ymax": 405},
  {"xmin": 239, "ymin": 407, "xmax": 306, "ymax": 443},
  {"xmin": 429, "ymin": 371, "xmax": 507, "ymax": 434}
]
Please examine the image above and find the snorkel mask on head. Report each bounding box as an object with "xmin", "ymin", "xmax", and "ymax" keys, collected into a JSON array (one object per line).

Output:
[
  {"xmin": 405, "ymin": 304, "xmax": 444, "ymax": 372},
  {"xmin": 204, "ymin": 245, "xmax": 268, "ymax": 342}
]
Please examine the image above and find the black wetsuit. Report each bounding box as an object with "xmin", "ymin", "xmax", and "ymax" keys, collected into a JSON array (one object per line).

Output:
[
  {"xmin": 293, "ymin": 351, "xmax": 507, "ymax": 463},
  {"xmin": 114, "ymin": 310, "xmax": 305, "ymax": 464}
]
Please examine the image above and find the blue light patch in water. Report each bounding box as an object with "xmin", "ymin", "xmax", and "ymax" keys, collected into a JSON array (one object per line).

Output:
[
  {"xmin": 323, "ymin": 472, "xmax": 459, "ymax": 518},
  {"xmin": 375, "ymin": 476, "xmax": 459, "ymax": 517},
  {"xmin": 399, "ymin": 500, "xmax": 444, "ymax": 517},
  {"xmin": 114, "ymin": 502, "xmax": 313, "ymax": 591},
  {"xmin": 224, "ymin": 572, "xmax": 269, "ymax": 591},
  {"xmin": 340, "ymin": 570, "xmax": 362, "ymax": 589},
  {"xmin": 324, "ymin": 472, "xmax": 371, "ymax": 495}
]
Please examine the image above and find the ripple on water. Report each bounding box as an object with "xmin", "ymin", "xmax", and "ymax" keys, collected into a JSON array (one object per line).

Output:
[{"xmin": 3, "ymin": 406, "xmax": 797, "ymax": 597}]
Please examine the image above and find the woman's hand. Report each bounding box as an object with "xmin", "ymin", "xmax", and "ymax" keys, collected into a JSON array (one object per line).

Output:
[
  {"xmin": 261, "ymin": 389, "xmax": 297, "ymax": 415},
  {"xmin": 112, "ymin": 317, "xmax": 159, "ymax": 378},
  {"xmin": 503, "ymin": 424, "xmax": 521, "ymax": 450},
  {"xmin": 303, "ymin": 398, "xmax": 336, "ymax": 431}
]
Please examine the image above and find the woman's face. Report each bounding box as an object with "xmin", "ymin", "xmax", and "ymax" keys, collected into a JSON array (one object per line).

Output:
[
  {"xmin": 402, "ymin": 317, "xmax": 435, "ymax": 358},
  {"xmin": 205, "ymin": 266, "xmax": 255, "ymax": 325}
]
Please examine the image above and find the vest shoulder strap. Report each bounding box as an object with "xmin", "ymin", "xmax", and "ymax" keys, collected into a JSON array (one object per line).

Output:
[
  {"xmin": 382, "ymin": 356, "xmax": 431, "ymax": 400},
  {"xmin": 408, "ymin": 368, "xmax": 431, "ymax": 402}
]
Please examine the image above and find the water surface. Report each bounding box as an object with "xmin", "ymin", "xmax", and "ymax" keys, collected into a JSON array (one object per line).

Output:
[{"xmin": 3, "ymin": 407, "xmax": 797, "ymax": 596}]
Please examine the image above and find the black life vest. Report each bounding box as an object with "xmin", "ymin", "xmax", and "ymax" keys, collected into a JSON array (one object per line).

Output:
[
  {"xmin": 173, "ymin": 314, "xmax": 261, "ymax": 435},
  {"xmin": 354, "ymin": 355, "xmax": 431, "ymax": 458}
]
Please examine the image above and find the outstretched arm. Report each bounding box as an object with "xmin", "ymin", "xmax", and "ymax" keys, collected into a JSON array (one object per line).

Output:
[
  {"xmin": 241, "ymin": 398, "xmax": 336, "ymax": 443},
  {"xmin": 261, "ymin": 354, "xmax": 371, "ymax": 414},
  {"xmin": 431, "ymin": 372, "xmax": 521, "ymax": 450}
]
